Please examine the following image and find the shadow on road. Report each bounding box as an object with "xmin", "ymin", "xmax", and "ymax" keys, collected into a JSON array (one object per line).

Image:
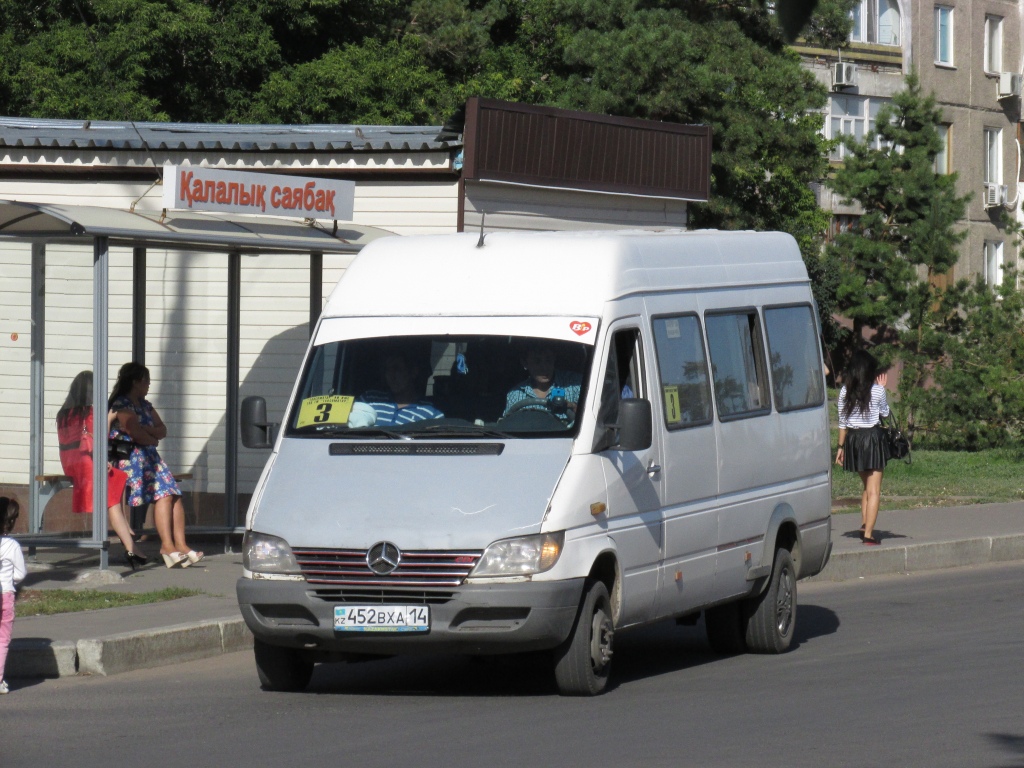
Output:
[
  {"xmin": 984, "ymin": 732, "xmax": 1024, "ymax": 768},
  {"xmin": 304, "ymin": 603, "xmax": 841, "ymax": 697}
]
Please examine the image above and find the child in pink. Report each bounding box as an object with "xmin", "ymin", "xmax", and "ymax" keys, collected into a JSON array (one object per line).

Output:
[{"xmin": 0, "ymin": 496, "xmax": 26, "ymax": 694}]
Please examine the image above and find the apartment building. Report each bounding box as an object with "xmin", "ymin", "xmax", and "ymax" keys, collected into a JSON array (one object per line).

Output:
[{"xmin": 796, "ymin": 0, "xmax": 1021, "ymax": 286}]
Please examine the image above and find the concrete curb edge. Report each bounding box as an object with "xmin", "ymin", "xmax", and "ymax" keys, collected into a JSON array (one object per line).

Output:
[
  {"xmin": 9, "ymin": 617, "xmax": 253, "ymax": 679},
  {"xmin": 807, "ymin": 533, "xmax": 1024, "ymax": 582}
]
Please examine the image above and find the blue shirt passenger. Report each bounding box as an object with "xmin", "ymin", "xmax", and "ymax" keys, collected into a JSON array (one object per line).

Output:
[{"xmin": 359, "ymin": 352, "xmax": 443, "ymax": 427}]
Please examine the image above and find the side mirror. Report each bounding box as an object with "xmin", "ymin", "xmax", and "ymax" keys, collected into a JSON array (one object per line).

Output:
[
  {"xmin": 241, "ymin": 396, "xmax": 276, "ymax": 450},
  {"xmin": 616, "ymin": 398, "xmax": 653, "ymax": 451}
]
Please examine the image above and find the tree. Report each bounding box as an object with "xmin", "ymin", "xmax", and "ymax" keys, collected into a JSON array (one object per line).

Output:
[
  {"xmin": 827, "ymin": 72, "xmax": 971, "ymax": 434},
  {"xmin": 916, "ymin": 270, "xmax": 1024, "ymax": 449}
]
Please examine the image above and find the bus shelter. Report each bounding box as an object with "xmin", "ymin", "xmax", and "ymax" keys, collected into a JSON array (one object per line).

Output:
[{"xmin": 0, "ymin": 199, "xmax": 391, "ymax": 568}]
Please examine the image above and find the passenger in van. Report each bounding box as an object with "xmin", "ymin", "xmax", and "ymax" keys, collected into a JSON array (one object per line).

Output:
[
  {"xmin": 359, "ymin": 352, "xmax": 444, "ymax": 426},
  {"xmin": 503, "ymin": 341, "xmax": 582, "ymax": 422}
]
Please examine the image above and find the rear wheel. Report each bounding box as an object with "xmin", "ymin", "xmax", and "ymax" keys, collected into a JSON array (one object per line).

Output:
[
  {"xmin": 743, "ymin": 547, "xmax": 796, "ymax": 654},
  {"xmin": 553, "ymin": 580, "xmax": 614, "ymax": 696},
  {"xmin": 704, "ymin": 602, "xmax": 746, "ymax": 654},
  {"xmin": 254, "ymin": 639, "xmax": 315, "ymax": 691}
]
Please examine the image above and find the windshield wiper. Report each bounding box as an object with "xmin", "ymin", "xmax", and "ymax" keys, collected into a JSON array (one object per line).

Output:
[
  {"xmin": 415, "ymin": 423, "xmax": 513, "ymax": 439},
  {"xmin": 292, "ymin": 424, "xmax": 408, "ymax": 440}
]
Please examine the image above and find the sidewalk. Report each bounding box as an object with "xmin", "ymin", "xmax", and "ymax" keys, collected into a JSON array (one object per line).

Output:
[{"xmin": 8, "ymin": 501, "xmax": 1024, "ymax": 681}]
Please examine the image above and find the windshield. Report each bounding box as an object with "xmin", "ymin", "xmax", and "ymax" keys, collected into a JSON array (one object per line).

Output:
[{"xmin": 286, "ymin": 334, "xmax": 594, "ymax": 438}]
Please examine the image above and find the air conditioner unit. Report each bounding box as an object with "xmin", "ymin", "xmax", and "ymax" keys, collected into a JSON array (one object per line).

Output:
[
  {"xmin": 984, "ymin": 183, "xmax": 1008, "ymax": 208},
  {"xmin": 997, "ymin": 72, "xmax": 1023, "ymax": 99},
  {"xmin": 832, "ymin": 62, "xmax": 857, "ymax": 90}
]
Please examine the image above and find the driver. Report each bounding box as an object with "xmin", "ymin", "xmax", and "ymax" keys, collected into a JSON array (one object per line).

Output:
[
  {"xmin": 503, "ymin": 341, "xmax": 582, "ymax": 423},
  {"xmin": 359, "ymin": 351, "xmax": 444, "ymax": 426}
]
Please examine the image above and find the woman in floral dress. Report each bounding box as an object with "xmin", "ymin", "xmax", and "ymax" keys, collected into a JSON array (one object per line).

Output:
[{"xmin": 109, "ymin": 362, "xmax": 203, "ymax": 569}]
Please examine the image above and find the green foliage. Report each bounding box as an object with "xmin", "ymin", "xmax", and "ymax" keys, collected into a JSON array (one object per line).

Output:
[
  {"xmin": 828, "ymin": 72, "xmax": 1024, "ymax": 449},
  {"xmin": 827, "ymin": 72, "xmax": 972, "ymax": 431},
  {"xmin": 914, "ymin": 271, "xmax": 1024, "ymax": 449},
  {"xmin": 243, "ymin": 39, "xmax": 450, "ymax": 125}
]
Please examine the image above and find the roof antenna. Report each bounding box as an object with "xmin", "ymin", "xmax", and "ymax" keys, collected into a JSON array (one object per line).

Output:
[{"xmin": 476, "ymin": 212, "xmax": 486, "ymax": 247}]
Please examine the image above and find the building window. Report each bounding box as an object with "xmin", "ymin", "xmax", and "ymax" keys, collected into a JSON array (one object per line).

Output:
[
  {"xmin": 828, "ymin": 95, "xmax": 891, "ymax": 160},
  {"xmin": 850, "ymin": 0, "xmax": 901, "ymax": 45},
  {"xmin": 984, "ymin": 128, "xmax": 1003, "ymax": 185},
  {"xmin": 984, "ymin": 241, "xmax": 1004, "ymax": 287},
  {"xmin": 935, "ymin": 124, "xmax": 951, "ymax": 174},
  {"xmin": 985, "ymin": 15, "xmax": 1003, "ymax": 73},
  {"xmin": 934, "ymin": 6, "xmax": 954, "ymax": 65}
]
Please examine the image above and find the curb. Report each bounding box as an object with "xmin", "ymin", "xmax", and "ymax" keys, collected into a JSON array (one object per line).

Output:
[
  {"xmin": 808, "ymin": 533, "xmax": 1024, "ymax": 582},
  {"xmin": 8, "ymin": 617, "xmax": 253, "ymax": 679}
]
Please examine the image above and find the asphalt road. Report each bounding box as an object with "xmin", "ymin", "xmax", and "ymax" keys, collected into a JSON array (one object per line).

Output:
[{"xmin": 6, "ymin": 562, "xmax": 1024, "ymax": 768}]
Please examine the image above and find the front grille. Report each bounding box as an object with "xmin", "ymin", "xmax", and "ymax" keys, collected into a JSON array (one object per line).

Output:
[
  {"xmin": 311, "ymin": 587, "xmax": 455, "ymax": 605},
  {"xmin": 294, "ymin": 547, "xmax": 482, "ymax": 587}
]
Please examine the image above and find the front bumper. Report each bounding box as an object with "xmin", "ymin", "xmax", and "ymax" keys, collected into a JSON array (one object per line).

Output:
[{"xmin": 237, "ymin": 576, "xmax": 585, "ymax": 657}]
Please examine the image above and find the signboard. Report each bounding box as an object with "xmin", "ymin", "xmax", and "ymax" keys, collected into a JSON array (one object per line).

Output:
[{"xmin": 162, "ymin": 165, "xmax": 355, "ymax": 220}]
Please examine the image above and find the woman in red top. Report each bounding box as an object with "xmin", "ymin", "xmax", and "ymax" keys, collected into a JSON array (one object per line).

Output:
[{"xmin": 57, "ymin": 371, "xmax": 146, "ymax": 569}]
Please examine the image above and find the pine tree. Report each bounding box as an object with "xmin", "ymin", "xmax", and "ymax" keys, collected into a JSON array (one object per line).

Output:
[{"xmin": 827, "ymin": 72, "xmax": 971, "ymax": 434}]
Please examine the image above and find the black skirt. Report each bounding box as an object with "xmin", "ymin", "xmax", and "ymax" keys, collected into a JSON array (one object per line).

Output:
[{"xmin": 842, "ymin": 426, "xmax": 890, "ymax": 472}]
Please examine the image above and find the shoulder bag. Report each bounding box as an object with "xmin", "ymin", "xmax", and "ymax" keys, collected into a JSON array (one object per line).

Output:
[
  {"xmin": 884, "ymin": 413, "xmax": 911, "ymax": 464},
  {"xmin": 108, "ymin": 439, "xmax": 135, "ymax": 462}
]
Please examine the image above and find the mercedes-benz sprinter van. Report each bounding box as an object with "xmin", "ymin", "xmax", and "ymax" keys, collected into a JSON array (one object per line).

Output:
[{"xmin": 237, "ymin": 229, "xmax": 832, "ymax": 695}]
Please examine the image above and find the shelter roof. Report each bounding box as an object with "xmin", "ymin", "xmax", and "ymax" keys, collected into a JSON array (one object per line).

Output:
[
  {"xmin": 0, "ymin": 117, "xmax": 457, "ymax": 154},
  {"xmin": 0, "ymin": 199, "xmax": 393, "ymax": 253}
]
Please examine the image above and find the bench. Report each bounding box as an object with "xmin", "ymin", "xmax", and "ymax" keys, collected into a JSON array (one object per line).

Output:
[{"xmin": 31, "ymin": 471, "xmax": 194, "ymax": 536}]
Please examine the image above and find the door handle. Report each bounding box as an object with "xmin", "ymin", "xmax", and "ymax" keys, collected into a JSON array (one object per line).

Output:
[{"xmin": 647, "ymin": 461, "xmax": 662, "ymax": 477}]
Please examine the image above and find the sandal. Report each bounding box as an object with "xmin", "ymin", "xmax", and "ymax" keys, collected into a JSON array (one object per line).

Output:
[
  {"xmin": 862, "ymin": 535, "xmax": 881, "ymax": 546},
  {"xmin": 184, "ymin": 550, "xmax": 205, "ymax": 566},
  {"xmin": 161, "ymin": 551, "xmax": 188, "ymax": 568}
]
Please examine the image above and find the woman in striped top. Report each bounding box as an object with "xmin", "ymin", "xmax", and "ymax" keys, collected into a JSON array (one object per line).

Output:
[{"xmin": 836, "ymin": 350, "xmax": 890, "ymax": 545}]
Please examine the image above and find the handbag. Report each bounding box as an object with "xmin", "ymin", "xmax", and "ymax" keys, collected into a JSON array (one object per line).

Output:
[
  {"xmin": 80, "ymin": 423, "xmax": 94, "ymax": 454},
  {"xmin": 884, "ymin": 414, "xmax": 911, "ymax": 464},
  {"xmin": 108, "ymin": 439, "xmax": 134, "ymax": 462}
]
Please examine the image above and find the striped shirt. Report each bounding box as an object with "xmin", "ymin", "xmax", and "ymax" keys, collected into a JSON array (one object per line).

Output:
[
  {"xmin": 837, "ymin": 383, "xmax": 890, "ymax": 429},
  {"xmin": 504, "ymin": 371, "xmax": 582, "ymax": 422},
  {"xmin": 359, "ymin": 391, "xmax": 444, "ymax": 426}
]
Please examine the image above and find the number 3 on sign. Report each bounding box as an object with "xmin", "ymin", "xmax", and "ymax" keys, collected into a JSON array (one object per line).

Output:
[{"xmin": 296, "ymin": 395, "xmax": 355, "ymax": 428}]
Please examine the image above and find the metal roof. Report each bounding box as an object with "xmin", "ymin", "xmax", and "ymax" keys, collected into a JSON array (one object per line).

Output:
[
  {"xmin": 0, "ymin": 199, "xmax": 394, "ymax": 253},
  {"xmin": 0, "ymin": 117, "xmax": 459, "ymax": 154}
]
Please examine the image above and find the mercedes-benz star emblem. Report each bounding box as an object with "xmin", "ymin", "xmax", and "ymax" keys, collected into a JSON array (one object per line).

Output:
[{"xmin": 366, "ymin": 541, "xmax": 401, "ymax": 575}]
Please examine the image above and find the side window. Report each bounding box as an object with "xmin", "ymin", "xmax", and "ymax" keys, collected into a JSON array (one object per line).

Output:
[
  {"xmin": 705, "ymin": 311, "xmax": 770, "ymax": 419},
  {"xmin": 597, "ymin": 328, "xmax": 643, "ymax": 426},
  {"xmin": 652, "ymin": 315, "xmax": 712, "ymax": 428},
  {"xmin": 764, "ymin": 305, "xmax": 825, "ymax": 412}
]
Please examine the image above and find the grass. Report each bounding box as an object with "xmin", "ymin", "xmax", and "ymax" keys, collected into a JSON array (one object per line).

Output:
[
  {"xmin": 831, "ymin": 448, "xmax": 1024, "ymax": 511},
  {"xmin": 828, "ymin": 389, "xmax": 1024, "ymax": 511},
  {"xmin": 15, "ymin": 587, "xmax": 202, "ymax": 616}
]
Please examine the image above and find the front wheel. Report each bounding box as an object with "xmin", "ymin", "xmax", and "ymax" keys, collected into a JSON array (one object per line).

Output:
[
  {"xmin": 254, "ymin": 639, "xmax": 315, "ymax": 691},
  {"xmin": 743, "ymin": 547, "xmax": 797, "ymax": 654},
  {"xmin": 553, "ymin": 580, "xmax": 614, "ymax": 696}
]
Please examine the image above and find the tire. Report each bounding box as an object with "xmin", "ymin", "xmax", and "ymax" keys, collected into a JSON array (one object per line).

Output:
[
  {"xmin": 553, "ymin": 580, "xmax": 614, "ymax": 696},
  {"xmin": 704, "ymin": 602, "xmax": 746, "ymax": 654},
  {"xmin": 254, "ymin": 639, "xmax": 315, "ymax": 692},
  {"xmin": 743, "ymin": 547, "xmax": 797, "ymax": 654}
]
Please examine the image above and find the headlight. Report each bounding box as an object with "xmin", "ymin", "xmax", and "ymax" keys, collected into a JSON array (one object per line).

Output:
[
  {"xmin": 243, "ymin": 530, "xmax": 301, "ymax": 574},
  {"xmin": 470, "ymin": 532, "xmax": 564, "ymax": 578}
]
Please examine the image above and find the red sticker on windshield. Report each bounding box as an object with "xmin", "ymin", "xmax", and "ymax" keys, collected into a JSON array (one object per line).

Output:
[{"xmin": 569, "ymin": 321, "xmax": 592, "ymax": 336}]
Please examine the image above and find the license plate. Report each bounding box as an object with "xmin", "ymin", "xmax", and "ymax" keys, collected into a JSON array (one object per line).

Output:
[{"xmin": 334, "ymin": 604, "xmax": 430, "ymax": 632}]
